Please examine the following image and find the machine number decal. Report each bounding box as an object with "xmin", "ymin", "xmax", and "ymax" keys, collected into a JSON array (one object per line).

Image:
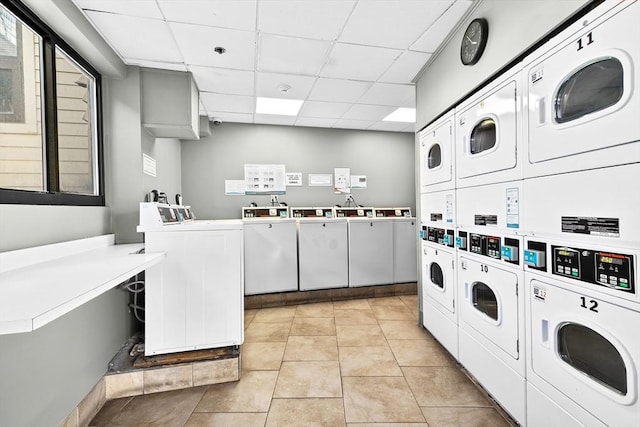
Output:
[
  {"xmin": 480, "ymin": 264, "xmax": 489, "ymax": 273},
  {"xmin": 580, "ymin": 296, "xmax": 599, "ymax": 313},
  {"xmin": 576, "ymin": 32, "xmax": 594, "ymax": 51}
]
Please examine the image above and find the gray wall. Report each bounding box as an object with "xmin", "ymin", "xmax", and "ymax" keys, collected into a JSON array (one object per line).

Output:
[
  {"xmin": 415, "ymin": 0, "xmax": 590, "ymax": 128},
  {"xmin": 181, "ymin": 123, "xmax": 415, "ymax": 220}
]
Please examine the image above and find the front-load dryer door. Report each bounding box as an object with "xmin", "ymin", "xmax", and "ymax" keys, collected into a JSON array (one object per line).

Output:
[
  {"xmin": 419, "ymin": 111, "xmax": 454, "ymax": 192},
  {"xmin": 456, "ymin": 78, "xmax": 518, "ymax": 182},
  {"xmin": 422, "ymin": 243, "xmax": 456, "ymax": 315},
  {"xmin": 458, "ymin": 256, "xmax": 520, "ymax": 359},
  {"xmin": 529, "ymin": 279, "xmax": 640, "ymax": 426},
  {"xmin": 526, "ymin": 1, "xmax": 640, "ymax": 166}
]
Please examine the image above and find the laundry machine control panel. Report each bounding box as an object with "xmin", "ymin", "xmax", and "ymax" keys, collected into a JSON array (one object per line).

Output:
[
  {"xmin": 459, "ymin": 232, "xmax": 520, "ymax": 265},
  {"xmin": 422, "ymin": 226, "xmax": 454, "ymax": 247},
  {"xmin": 551, "ymin": 245, "xmax": 635, "ymax": 293}
]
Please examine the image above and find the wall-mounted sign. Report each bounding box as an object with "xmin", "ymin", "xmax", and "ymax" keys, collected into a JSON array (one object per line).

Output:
[
  {"xmin": 351, "ymin": 175, "xmax": 367, "ymax": 189},
  {"xmin": 286, "ymin": 172, "xmax": 303, "ymax": 186},
  {"xmin": 244, "ymin": 164, "xmax": 286, "ymax": 195},
  {"xmin": 334, "ymin": 167, "xmax": 351, "ymax": 194},
  {"xmin": 308, "ymin": 173, "xmax": 332, "ymax": 187},
  {"xmin": 225, "ymin": 180, "xmax": 246, "ymax": 195}
]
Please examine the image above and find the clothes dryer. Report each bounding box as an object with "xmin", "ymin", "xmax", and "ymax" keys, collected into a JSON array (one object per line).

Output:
[
  {"xmin": 455, "ymin": 65, "xmax": 523, "ymax": 189},
  {"xmin": 524, "ymin": 236, "xmax": 640, "ymax": 427},
  {"xmin": 456, "ymin": 226, "xmax": 525, "ymax": 424},
  {"xmin": 524, "ymin": 0, "xmax": 640, "ymax": 179},
  {"xmin": 419, "ymin": 109, "xmax": 455, "ymax": 193},
  {"xmin": 421, "ymin": 224, "xmax": 458, "ymax": 359},
  {"xmin": 420, "ymin": 190, "xmax": 455, "ymax": 228},
  {"xmin": 457, "ymin": 180, "xmax": 522, "ymax": 233}
]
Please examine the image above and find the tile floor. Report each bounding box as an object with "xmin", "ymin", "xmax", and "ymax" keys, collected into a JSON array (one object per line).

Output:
[{"xmin": 90, "ymin": 295, "xmax": 514, "ymax": 426}]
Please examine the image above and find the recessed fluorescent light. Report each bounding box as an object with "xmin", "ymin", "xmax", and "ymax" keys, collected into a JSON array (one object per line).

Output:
[
  {"xmin": 383, "ymin": 107, "xmax": 416, "ymax": 123},
  {"xmin": 256, "ymin": 97, "xmax": 304, "ymax": 116}
]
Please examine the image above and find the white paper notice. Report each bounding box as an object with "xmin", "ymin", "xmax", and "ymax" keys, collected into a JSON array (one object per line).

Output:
[
  {"xmin": 351, "ymin": 175, "xmax": 367, "ymax": 189},
  {"xmin": 334, "ymin": 167, "xmax": 351, "ymax": 194},
  {"xmin": 308, "ymin": 174, "xmax": 332, "ymax": 187},
  {"xmin": 506, "ymin": 187, "xmax": 520, "ymax": 229},
  {"xmin": 244, "ymin": 164, "xmax": 286, "ymax": 195},
  {"xmin": 286, "ymin": 172, "xmax": 303, "ymax": 186},
  {"xmin": 225, "ymin": 180, "xmax": 246, "ymax": 195}
]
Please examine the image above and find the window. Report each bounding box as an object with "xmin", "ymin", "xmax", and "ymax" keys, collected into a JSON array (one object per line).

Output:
[
  {"xmin": 558, "ymin": 323, "xmax": 627, "ymax": 395},
  {"xmin": 430, "ymin": 262, "xmax": 444, "ymax": 289},
  {"xmin": 0, "ymin": 0, "xmax": 103, "ymax": 205},
  {"xmin": 554, "ymin": 57, "xmax": 623, "ymax": 124},
  {"xmin": 469, "ymin": 118, "xmax": 496, "ymax": 154},
  {"xmin": 471, "ymin": 281, "xmax": 498, "ymax": 321},
  {"xmin": 427, "ymin": 144, "xmax": 442, "ymax": 169}
]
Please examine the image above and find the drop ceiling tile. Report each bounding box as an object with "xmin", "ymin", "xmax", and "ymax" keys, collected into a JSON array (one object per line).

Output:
[
  {"xmin": 170, "ymin": 22, "xmax": 255, "ymax": 70},
  {"xmin": 308, "ymin": 78, "xmax": 372, "ymax": 103},
  {"xmin": 258, "ymin": 0, "xmax": 355, "ymax": 40},
  {"xmin": 295, "ymin": 117, "xmax": 338, "ymax": 128},
  {"xmin": 74, "ymin": 0, "xmax": 163, "ymax": 19},
  {"xmin": 411, "ymin": 0, "xmax": 473, "ymax": 53},
  {"xmin": 369, "ymin": 121, "xmax": 412, "ymax": 132},
  {"xmin": 190, "ymin": 66, "xmax": 254, "ymax": 96},
  {"xmin": 208, "ymin": 111, "xmax": 254, "ymax": 124},
  {"xmin": 258, "ymin": 34, "xmax": 332, "ymax": 76},
  {"xmin": 378, "ymin": 51, "xmax": 432, "ymax": 84},
  {"xmin": 358, "ymin": 83, "xmax": 415, "ymax": 107},
  {"xmin": 299, "ymin": 101, "xmax": 351, "ymax": 119},
  {"xmin": 339, "ymin": 0, "xmax": 453, "ymax": 49},
  {"xmin": 333, "ymin": 118, "xmax": 375, "ymax": 130},
  {"xmin": 254, "ymin": 114, "xmax": 297, "ymax": 126},
  {"xmin": 320, "ymin": 43, "xmax": 401, "ymax": 81},
  {"xmin": 342, "ymin": 104, "xmax": 397, "ymax": 121},
  {"xmin": 158, "ymin": 0, "xmax": 257, "ymax": 31},
  {"xmin": 403, "ymin": 123, "xmax": 416, "ymax": 133},
  {"xmin": 256, "ymin": 72, "xmax": 316, "ymax": 99},
  {"xmin": 200, "ymin": 93, "xmax": 255, "ymax": 114},
  {"xmin": 127, "ymin": 59, "xmax": 187, "ymax": 72},
  {"xmin": 84, "ymin": 11, "xmax": 182, "ymax": 62}
]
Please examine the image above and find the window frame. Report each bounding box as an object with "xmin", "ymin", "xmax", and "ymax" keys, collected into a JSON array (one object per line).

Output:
[{"xmin": 0, "ymin": 0, "xmax": 104, "ymax": 206}]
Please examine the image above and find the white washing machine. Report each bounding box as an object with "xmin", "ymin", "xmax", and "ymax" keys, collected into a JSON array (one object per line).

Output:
[
  {"xmin": 455, "ymin": 65, "xmax": 523, "ymax": 189},
  {"xmin": 374, "ymin": 208, "xmax": 417, "ymax": 284},
  {"xmin": 421, "ymin": 224, "xmax": 458, "ymax": 359},
  {"xmin": 457, "ymin": 180, "xmax": 523, "ymax": 233},
  {"xmin": 523, "ymin": 163, "xmax": 640, "ymax": 248},
  {"xmin": 524, "ymin": 0, "xmax": 640, "ymax": 179},
  {"xmin": 456, "ymin": 226, "xmax": 526, "ymax": 424},
  {"xmin": 348, "ymin": 217, "xmax": 394, "ymax": 287},
  {"xmin": 419, "ymin": 109, "xmax": 455, "ymax": 193},
  {"xmin": 523, "ymin": 236, "xmax": 639, "ymax": 427}
]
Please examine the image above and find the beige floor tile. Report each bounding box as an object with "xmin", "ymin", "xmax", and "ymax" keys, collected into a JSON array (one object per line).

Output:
[
  {"xmin": 185, "ymin": 412, "xmax": 267, "ymax": 427},
  {"xmin": 274, "ymin": 361, "xmax": 342, "ymax": 398},
  {"xmin": 334, "ymin": 308, "xmax": 378, "ymax": 325},
  {"xmin": 244, "ymin": 321, "xmax": 292, "ymax": 342},
  {"xmin": 266, "ymin": 398, "xmax": 346, "ymax": 427},
  {"xmin": 244, "ymin": 309, "xmax": 258, "ymax": 326},
  {"xmin": 295, "ymin": 302, "xmax": 334, "ymax": 317},
  {"xmin": 371, "ymin": 305, "xmax": 415, "ymax": 321},
  {"xmin": 284, "ymin": 335, "xmax": 339, "ymax": 361},
  {"xmin": 143, "ymin": 365, "xmax": 192, "ymax": 394},
  {"xmin": 195, "ymin": 370, "xmax": 278, "ymax": 412},
  {"xmin": 347, "ymin": 424, "xmax": 428, "ymax": 427},
  {"xmin": 402, "ymin": 367, "xmax": 491, "ymax": 407},
  {"xmin": 89, "ymin": 397, "xmax": 132, "ymax": 426},
  {"xmin": 342, "ymin": 377, "xmax": 425, "ymax": 423},
  {"xmin": 368, "ymin": 296, "xmax": 406, "ymax": 307},
  {"xmin": 107, "ymin": 386, "xmax": 207, "ymax": 427},
  {"xmin": 388, "ymin": 339, "xmax": 455, "ymax": 367},
  {"xmin": 252, "ymin": 306, "xmax": 297, "ymax": 323},
  {"xmin": 421, "ymin": 407, "xmax": 512, "ymax": 427},
  {"xmin": 399, "ymin": 294, "xmax": 419, "ymax": 308},
  {"xmin": 333, "ymin": 299, "xmax": 372, "ymax": 310},
  {"xmin": 193, "ymin": 358, "xmax": 238, "ymax": 386},
  {"xmin": 290, "ymin": 316, "xmax": 336, "ymax": 335},
  {"xmin": 339, "ymin": 346, "xmax": 403, "ymax": 377},
  {"xmin": 336, "ymin": 324, "xmax": 387, "ymax": 346},
  {"xmin": 241, "ymin": 342, "xmax": 286, "ymax": 370},
  {"xmin": 379, "ymin": 320, "xmax": 430, "ymax": 340},
  {"xmin": 105, "ymin": 371, "xmax": 143, "ymax": 399}
]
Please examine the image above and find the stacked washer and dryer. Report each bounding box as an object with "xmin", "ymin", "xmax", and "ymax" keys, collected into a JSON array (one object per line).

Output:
[{"xmin": 418, "ymin": 1, "xmax": 639, "ymax": 426}]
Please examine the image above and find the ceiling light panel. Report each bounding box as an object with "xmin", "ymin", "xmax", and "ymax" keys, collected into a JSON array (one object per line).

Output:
[
  {"xmin": 258, "ymin": 0, "xmax": 356, "ymax": 40},
  {"xmin": 258, "ymin": 34, "xmax": 332, "ymax": 76},
  {"xmin": 320, "ymin": 43, "xmax": 401, "ymax": 81},
  {"xmin": 383, "ymin": 107, "xmax": 416, "ymax": 122},
  {"xmin": 342, "ymin": 104, "xmax": 397, "ymax": 121},
  {"xmin": 358, "ymin": 83, "xmax": 415, "ymax": 107},
  {"xmin": 307, "ymin": 78, "xmax": 372, "ymax": 103},
  {"xmin": 256, "ymin": 72, "xmax": 317, "ymax": 99},
  {"xmin": 158, "ymin": 0, "xmax": 257, "ymax": 31},
  {"xmin": 411, "ymin": 0, "xmax": 473, "ymax": 53},
  {"xmin": 256, "ymin": 97, "xmax": 303, "ymax": 116},
  {"xmin": 208, "ymin": 111, "xmax": 254, "ymax": 124},
  {"xmin": 299, "ymin": 101, "xmax": 351, "ymax": 119},
  {"xmin": 254, "ymin": 114, "xmax": 298, "ymax": 126},
  {"xmin": 200, "ymin": 93, "xmax": 255, "ymax": 114},
  {"xmin": 333, "ymin": 118, "xmax": 375, "ymax": 130},
  {"xmin": 295, "ymin": 117, "xmax": 338, "ymax": 128},
  {"xmin": 378, "ymin": 51, "xmax": 432, "ymax": 84},
  {"xmin": 170, "ymin": 22, "xmax": 255, "ymax": 70},
  {"xmin": 339, "ymin": 0, "xmax": 453, "ymax": 49},
  {"xmin": 84, "ymin": 11, "xmax": 182, "ymax": 62},
  {"xmin": 189, "ymin": 66, "xmax": 255, "ymax": 96},
  {"xmin": 73, "ymin": 0, "xmax": 163, "ymax": 19}
]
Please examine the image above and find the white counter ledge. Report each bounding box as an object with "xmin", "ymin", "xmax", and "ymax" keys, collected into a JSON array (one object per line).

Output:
[{"xmin": 0, "ymin": 234, "xmax": 165, "ymax": 335}]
